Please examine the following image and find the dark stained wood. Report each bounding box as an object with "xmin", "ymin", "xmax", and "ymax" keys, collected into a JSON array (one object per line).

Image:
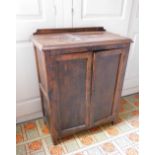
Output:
[
  {"xmin": 32, "ymin": 27, "xmax": 132, "ymax": 51},
  {"xmin": 46, "ymin": 52, "xmax": 92, "ymax": 136},
  {"xmin": 91, "ymin": 50, "xmax": 123, "ymax": 125},
  {"xmin": 32, "ymin": 27, "xmax": 132, "ymax": 144},
  {"xmin": 33, "ymin": 27, "xmax": 105, "ymax": 35},
  {"xmin": 111, "ymin": 46, "xmax": 130, "ymax": 123}
]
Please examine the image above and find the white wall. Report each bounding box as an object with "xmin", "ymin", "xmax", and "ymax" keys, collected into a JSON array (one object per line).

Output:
[
  {"xmin": 16, "ymin": 0, "xmax": 56, "ymax": 122},
  {"xmin": 122, "ymin": 0, "xmax": 139, "ymax": 96},
  {"xmin": 16, "ymin": 0, "xmax": 139, "ymax": 123}
]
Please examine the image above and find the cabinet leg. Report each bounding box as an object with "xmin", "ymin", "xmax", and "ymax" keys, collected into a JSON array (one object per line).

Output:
[
  {"xmin": 112, "ymin": 117, "xmax": 118, "ymax": 125},
  {"xmin": 43, "ymin": 116, "xmax": 47, "ymax": 123},
  {"xmin": 52, "ymin": 137, "xmax": 59, "ymax": 145},
  {"xmin": 112, "ymin": 120, "xmax": 116, "ymax": 125}
]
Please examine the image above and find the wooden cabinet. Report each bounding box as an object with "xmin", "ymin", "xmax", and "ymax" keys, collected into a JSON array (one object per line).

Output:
[{"xmin": 32, "ymin": 27, "xmax": 132, "ymax": 144}]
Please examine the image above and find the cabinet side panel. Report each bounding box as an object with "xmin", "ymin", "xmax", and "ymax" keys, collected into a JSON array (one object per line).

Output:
[
  {"xmin": 35, "ymin": 49, "xmax": 47, "ymax": 90},
  {"xmin": 92, "ymin": 51, "xmax": 120, "ymax": 122}
]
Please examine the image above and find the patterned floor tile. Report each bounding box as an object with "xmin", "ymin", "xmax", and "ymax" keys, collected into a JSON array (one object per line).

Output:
[
  {"xmin": 99, "ymin": 141, "xmax": 120, "ymax": 154},
  {"xmin": 36, "ymin": 119, "xmax": 50, "ymax": 136},
  {"xmin": 104, "ymin": 125, "xmax": 121, "ymax": 137},
  {"xmin": 17, "ymin": 144, "xmax": 27, "ymax": 155},
  {"xmin": 119, "ymin": 99, "xmax": 136, "ymax": 113},
  {"xmin": 43, "ymin": 136, "xmax": 53, "ymax": 147},
  {"xmin": 73, "ymin": 151, "xmax": 88, "ymax": 155},
  {"xmin": 124, "ymin": 94, "xmax": 139, "ymax": 104},
  {"xmin": 87, "ymin": 147, "xmax": 104, "ymax": 155},
  {"xmin": 48, "ymin": 145, "xmax": 66, "ymax": 155},
  {"xmin": 75, "ymin": 132, "xmax": 96, "ymax": 148},
  {"xmin": 16, "ymin": 94, "xmax": 139, "ymax": 155},
  {"xmin": 89, "ymin": 127, "xmax": 108, "ymax": 142},
  {"xmin": 42, "ymin": 136, "xmax": 67, "ymax": 154},
  {"xmin": 127, "ymin": 132, "xmax": 139, "ymax": 145},
  {"xmin": 122, "ymin": 145, "xmax": 138, "ymax": 155},
  {"xmin": 114, "ymin": 136, "xmax": 132, "ymax": 148},
  {"xmin": 117, "ymin": 122, "xmax": 132, "ymax": 133},
  {"xmin": 22, "ymin": 121, "xmax": 40, "ymax": 140},
  {"xmin": 62, "ymin": 136, "xmax": 80, "ymax": 153},
  {"xmin": 128, "ymin": 118, "xmax": 139, "ymax": 128},
  {"xmin": 26, "ymin": 140, "xmax": 44, "ymax": 154},
  {"xmin": 16, "ymin": 124, "xmax": 24, "ymax": 144},
  {"xmin": 30, "ymin": 152, "xmax": 46, "ymax": 155},
  {"xmin": 119, "ymin": 111, "xmax": 136, "ymax": 121}
]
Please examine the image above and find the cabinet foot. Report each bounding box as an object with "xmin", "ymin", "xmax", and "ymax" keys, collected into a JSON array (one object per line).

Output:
[
  {"xmin": 52, "ymin": 138, "xmax": 59, "ymax": 145},
  {"xmin": 112, "ymin": 119, "xmax": 118, "ymax": 125},
  {"xmin": 43, "ymin": 116, "xmax": 48, "ymax": 125}
]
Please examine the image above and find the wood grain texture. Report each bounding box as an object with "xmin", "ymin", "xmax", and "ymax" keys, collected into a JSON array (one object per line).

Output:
[
  {"xmin": 91, "ymin": 50, "xmax": 121, "ymax": 124},
  {"xmin": 111, "ymin": 46, "xmax": 130, "ymax": 123},
  {"xmin": 33, "ymin": 27, "xmax": 105, "ymax": 35},
  {"xmin": 32, "ymin": 27, "xmax": 132, "ymax": 51},
  {"xmin": 50, "ymin": 53, "xmax": 92, "ymax": 133}
]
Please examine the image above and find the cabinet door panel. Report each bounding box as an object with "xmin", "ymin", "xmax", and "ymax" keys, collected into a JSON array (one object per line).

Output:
[
  {"xmin": 49, "ymin": 52, "xmax": 92, "ymax": 135},
  {"xmin": 92, "ymin": 50, "xmax": 122, "ymax": 124}
]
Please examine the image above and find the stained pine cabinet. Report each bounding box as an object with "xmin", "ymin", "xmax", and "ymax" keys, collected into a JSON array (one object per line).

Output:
[{"xmin": 32, "ymin": 27, "xmax": 132, "ymax": 144}]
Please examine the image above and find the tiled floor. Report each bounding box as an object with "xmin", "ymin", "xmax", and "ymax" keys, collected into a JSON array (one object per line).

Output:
[{"xmin": 16, "ymin": 94, "xmax": 139, "ymax": 155}]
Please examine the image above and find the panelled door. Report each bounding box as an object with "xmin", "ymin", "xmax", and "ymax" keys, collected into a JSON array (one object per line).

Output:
[
  {"xmin": 16, "ymin": 0, "xmax": 69, "ymax": 122},
  {"xmin": 48, "ymin": 52, "xmax": 92, "ymax": 136},
  {"xmin": 72, "ymin": 0, "xmax": 133, "ymax": 35},
  {"xmin": 91, "ymin": 49, "xmax": 128, "ymax": 125}
]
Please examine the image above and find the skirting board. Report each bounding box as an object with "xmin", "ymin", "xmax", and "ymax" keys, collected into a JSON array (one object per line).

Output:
[
  {"xmin": 16, "ymin": 87, "xmax": 139, "ymax": 123},
  {"xmin": 16, "ymin": 111, "xmax": 43, "ymax": 124},
  {"xmin": 16, "ymin": 97, "xmax": 42, "ymax": 123},
  {"xmin": 122, "ymin": 77, "xmax": 139, "ymax": 96},
  {"xmin": 122, "ymin": 86, "xmax": 139, "ymax": 96}
]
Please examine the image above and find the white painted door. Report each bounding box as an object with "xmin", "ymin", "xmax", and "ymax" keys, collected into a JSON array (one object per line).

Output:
[
  {"xmin": 122, "ymin": 0, "xmax": 139, "ymax": 95},
  {"xmin": 16, "ymin": 0, "xmax": 74, "ymax": 122},
  {"xmin": 73, "ymin": 0, "xmax": 133, "ymax": 35},
  {"xmin": 16, "ymin": 0, "xmax": 69, "ymax": 122},
  {"xmin": 72, "ymin": 0, "xmax": 139, "ymax": 95}
]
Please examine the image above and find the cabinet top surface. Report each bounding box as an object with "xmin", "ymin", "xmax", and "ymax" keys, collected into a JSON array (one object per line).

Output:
[{"xmin": 32, "ymin": 27, "xmax": 132, "ymax": 51}]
